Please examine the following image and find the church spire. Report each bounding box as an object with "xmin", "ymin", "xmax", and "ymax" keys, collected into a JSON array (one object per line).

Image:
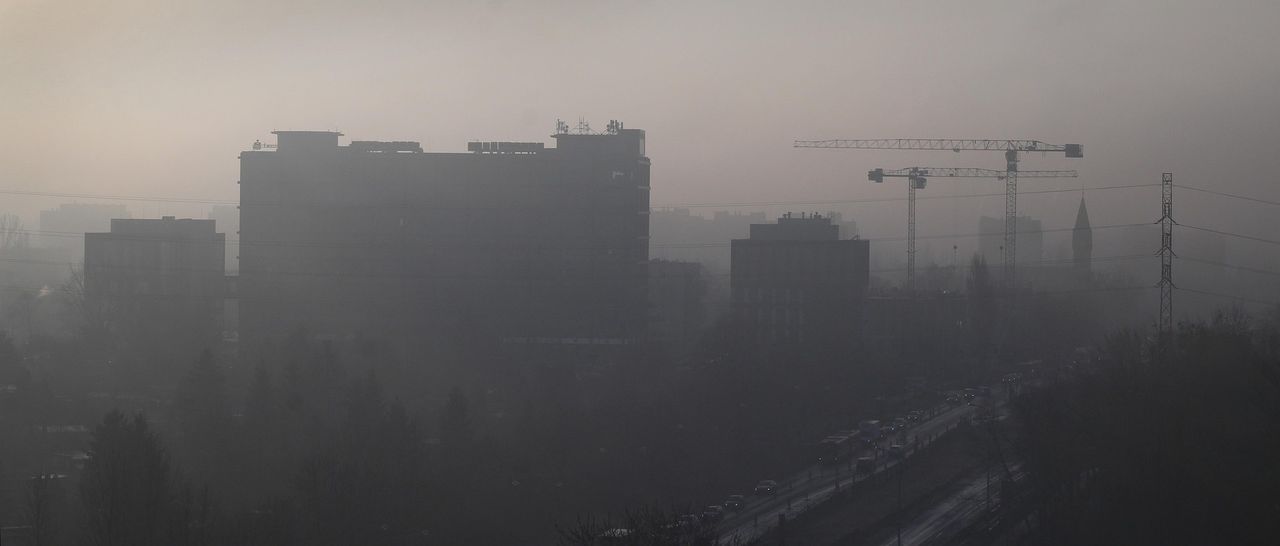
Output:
[{"xmin": 1072, "ymin": 197, "xmax": 1093, "ymax": 282}]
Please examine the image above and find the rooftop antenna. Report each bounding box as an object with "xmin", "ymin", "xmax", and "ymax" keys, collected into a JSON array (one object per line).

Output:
[
  {"xmin": 554, "ymin": 119, "xmax": 569, "ymax": 135},
  {"xmin": 575, "ymin": 118, "xmax": 592, "ymax": 135}
]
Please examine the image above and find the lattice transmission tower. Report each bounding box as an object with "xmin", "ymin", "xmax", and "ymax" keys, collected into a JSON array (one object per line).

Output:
[{"xmin": 1157, "ymin": 172, "xmax": 1175, "ymax": 348}]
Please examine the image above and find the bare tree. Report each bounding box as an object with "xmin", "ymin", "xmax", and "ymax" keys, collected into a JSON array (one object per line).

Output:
[
  {"xmin": 0, "ymin": 213, "xmax": 30, "ymax": 250},
  {"xmin": 24, "ymin": 473, "xmax": 65, "ymax": 546},
  {"xmin": 80, "ymin": 411, "xmax": 172, "ymax": 546},
  {"xmin": 59, "ymin": 263, "xmax": 113, "ymax": 340}
]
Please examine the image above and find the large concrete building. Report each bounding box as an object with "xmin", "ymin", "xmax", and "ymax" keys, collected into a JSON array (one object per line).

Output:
[
  {"xmin": 730, "ymin": 213, "xmax": 869, "ymax": 347},
  {"xmin": 84, "ymin": 217, "xmax": 226, "ymax": 347},
  {"xmin": 647, "ymin": 259, "xmax": 709, "ymax": 356},
  {"xmin": 238, "ymin": 125, "xmax": 650, "ymax": 358}
]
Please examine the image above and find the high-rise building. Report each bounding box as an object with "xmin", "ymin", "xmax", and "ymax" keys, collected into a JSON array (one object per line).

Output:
[
  {"xmin": 238, "ymin": 126, "xmax": 650, "ymax": 357},
  {"xmin": 84, "ymin": 217, "xmax": 226, "ymax": 345},
  {"xmin": 647, "ymin": 259, "xmax": 709, "ymax": 356},
  {"xmin": 730, "ymin": 213, "xmax": 869, "ymax": 347}
]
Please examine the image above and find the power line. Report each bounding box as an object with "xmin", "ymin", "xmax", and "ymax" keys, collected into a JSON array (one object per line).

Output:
[
  {"xmin": 654, "ymin": 183, "xmax": 1157, "ymax": 209},
  {"xmin": 1178, "ymin": 256, "xmax": 1280, "ymax": 279},
  {"xmin": 0, "ymin": 183, "xmax": 1156, "ymax": 210},
  {"xmin": 1179, "ymin": 184, "xmax": 1280, "ymax": 208},
  {"xmin": 17, "ymin": 221, "xmax": 1155, "ymax": 250},
  {"xmin": 0, "ymin": 252, "xmax": 1155, "ymax": 282},
  {"xmin": 1178, "ymin": 287, "xmax": 1277, "ymax": 307},
  {"xmin": 1180, "ymin": 224, "xmax": 1280, "ymax": 247},
  {"xmin": 0, "ymin": 279, "xmax": 1159, "ymax": 306},
  {"xmin": 0, "ymin": 189, "xmax": 237, "ymax": 205}
]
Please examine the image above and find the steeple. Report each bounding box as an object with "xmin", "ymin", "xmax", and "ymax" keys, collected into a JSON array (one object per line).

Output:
[{"xmin": 1072, "ymin": 197, "xmax": 1093, "ymax": 282}]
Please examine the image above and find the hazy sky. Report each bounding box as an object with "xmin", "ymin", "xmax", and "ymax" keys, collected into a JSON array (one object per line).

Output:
[{"xmin": 3, "ymin": 0, "xmax": 1279, "ymax": 267}]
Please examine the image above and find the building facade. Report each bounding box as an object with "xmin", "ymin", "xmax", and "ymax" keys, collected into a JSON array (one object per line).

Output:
[
  {"xmin": 647, "ymin": 259, "xmax": 709, "ymax": 356},
  {"xmin": 84, "ymin": 217, "xmax": 226, "ymax": 347},
  {"xmin": 238, "ymin": 126, "xmax": 650, "ymax": 357},
  {"xmin": 730, "ymin": 213, "xmax": 869, "ymax": 347}
]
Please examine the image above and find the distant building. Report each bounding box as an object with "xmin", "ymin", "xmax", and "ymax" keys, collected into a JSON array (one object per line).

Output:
[
  {"xmin": 1072, "ymin": 197, "xmax": 1093, "ymax": 283},
  {"xmin": 1023, "ymin": 197, "xmax": 1097, "ymax": 291},
  {"xmin": 863, "ymin": 293, "xmax": 966, "ymax": 356},
  {"xmin": 647, "ymin": 259, "xmax": 709, "ymax": 356},
  {"xmin": 979, "ymin": 215, "xmax": 1043, "ymax": 272},
  {"xmin": 649, "ymin": 209, "xmax": 765, "ymax": 274},
  {"xmin": 40, "ymin": 203, "xmax": 130, "ymax": 250},
  {"xmin": 649, "ymin": 209, "xmax": 856, "ymax": 275},
  {"xmin": 84, "ymin": 217, "xmax": 226, "ymax": 345},
  {"xmin": 826, "ymin": 211, "xmax": 858, "ymax": 240},
  {"xmin": 730, "ymin": 213, "xmax": 869, "ymax": 347},
  {"xmin": 207, "ymin": 204, "xmax": 239, "ymax": 274},
  {"xmin": 238, "ymin": 126, "xmax": 649, "ymax": 357}
]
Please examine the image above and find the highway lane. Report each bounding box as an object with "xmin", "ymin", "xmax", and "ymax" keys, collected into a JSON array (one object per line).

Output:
[
  {"xmin": 877, "ymin": 463, "xmax": 1026, "ymax": 546},
  {"xmin": 881, "ymin": 466, "xmax": 990, "ymax": 546},
  {"xmin": 716, "ymin": 402, "xmax": 980, "ymax": 544},
  {"xmin": 873, "ymin": 388, "xmax": 1024, "ymax": 546}
]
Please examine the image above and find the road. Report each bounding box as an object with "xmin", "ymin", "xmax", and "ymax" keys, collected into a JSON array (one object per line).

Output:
[
  {"xmin": 874, "ymin": 460, "xmax": 1024, "ymax": 546},
  {"xmin": 715, "ymin": 402, "xmax": 980, "ymax": 544},
  {"xmin": 873, "ymin": 391, "xmax": 1024, "ymax": 546}
]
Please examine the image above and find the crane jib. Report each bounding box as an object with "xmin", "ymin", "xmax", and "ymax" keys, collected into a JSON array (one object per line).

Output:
[{"xmin": 793, "ymin": 139, "xmax": 1082, "ymax": 157}]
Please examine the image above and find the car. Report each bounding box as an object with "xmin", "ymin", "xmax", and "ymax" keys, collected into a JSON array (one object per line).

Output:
[
  {"xmin": 889, "ymin": 443, "xmax": 906, "ymax": 458},
  {"xmin": 598, "ymin": 528, "xmax": 633, "ymax": 543},
  {"xmin": 907, "ymin": 410, "xmax": 923, "ymax": 422},
  {"xmin": 702, "ymin": 505, "xmax": 725, "ymax": 523},
  {"xmin": 723, "ymin": 494, "xmax": 745, "ymax": 511},
  {"xmin": 754, "ymin": 480, "xmax": 779, "ymax": 495}
]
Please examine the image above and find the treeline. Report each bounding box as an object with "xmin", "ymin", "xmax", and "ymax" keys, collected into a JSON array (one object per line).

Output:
[
  {"xmin": 0, "ymin": 329, "xmax": 913, "ymax": 544},
  {"xmin": 1012, "ymin": 308, "xmax": 1280, "ymax": 545},
  {"xmin": 0, "ymin": 256, "xmax": 1145, "ymax": 544}
]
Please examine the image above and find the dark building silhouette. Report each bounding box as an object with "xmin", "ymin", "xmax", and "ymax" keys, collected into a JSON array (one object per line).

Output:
[
  {"xmin": 730, "ymin": 213, "xmax": 869, "ymax": 347},
  {"xmin": 207, "ymin": 204, "xmax": 240, "ymax": 274},
  {"xmin": 864, "ymin": 293, "xmax": 966, "ymax": 356},
  {"xmin": 238, "ymin": 126, "xmax": 649, "ymax": 357},
  {"xmin": 649, "ymin": 209, "xmax": 855, "ymax": 275},
  {"xmin": 1072, "ymin": 197, "xmax": 1093, "ymax": 283},
  {"xmin": 647, "ymin": 259, "xmax": 709, "ymax": 356},
  {"xmin": 84, "ymin": 217, "xmax": 226, "ymax": 345},
  {"xmin": 649, "ymin": 209, "xmax": 765, "ymax": 274}
]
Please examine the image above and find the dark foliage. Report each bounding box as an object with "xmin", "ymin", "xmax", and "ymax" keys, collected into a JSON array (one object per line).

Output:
[
  {"xmin": 1013, "ymin": 311, "xmax": 1280, "ymax": 545},
  {"xmin": 80, "ymin": 411, "xmax": 172, "ymax": 546}
]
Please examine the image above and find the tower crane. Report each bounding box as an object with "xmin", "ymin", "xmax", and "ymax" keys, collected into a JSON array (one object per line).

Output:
[
  {"xmin": 796, "ymin": 139, "xmax": 1083, "ymax": 288},
  {"xmin": 867, "ymin": 167, "xmax": 1078, "ymax": 292}
]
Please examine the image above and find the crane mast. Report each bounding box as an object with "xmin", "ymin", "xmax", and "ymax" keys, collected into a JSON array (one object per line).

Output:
[
  {"xmin": 867, "ymin": 167, "xmax": 1077, "ymax": 292},
  {"xmin": 798, "ymin": 139, "xmax": 1083, "ymax": 289}
]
